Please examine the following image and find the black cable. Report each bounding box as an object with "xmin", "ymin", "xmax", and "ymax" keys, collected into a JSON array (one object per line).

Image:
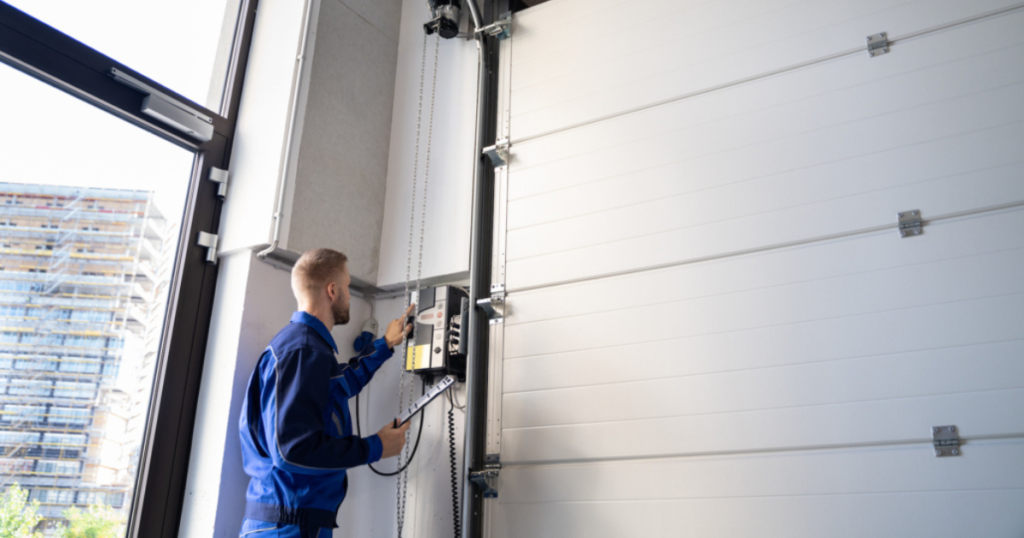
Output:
[
  {"xmin": 355, "ymin": 378, "xmax": 426, "ymax": 477},
  {"xmin": 447, "ymin": 389, "xmax": 461, "ymax": 538}
]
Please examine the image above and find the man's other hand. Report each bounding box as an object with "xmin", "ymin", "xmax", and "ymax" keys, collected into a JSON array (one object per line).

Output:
[
  {"xmin": 385, "ymin": 303, "xmax": 416, "ymax": 348},
  {"xmin": 377, "ymin": 420, "xmax": 411, "ymax": 459}
]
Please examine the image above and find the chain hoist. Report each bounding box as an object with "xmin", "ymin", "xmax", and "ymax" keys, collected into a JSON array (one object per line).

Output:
[{"xmin": 394, "ymin": 32, "xmax": 441, "ymax": 538}]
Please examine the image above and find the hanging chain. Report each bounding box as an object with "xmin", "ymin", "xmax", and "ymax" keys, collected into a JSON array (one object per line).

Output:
[{"xmin": 396, "ymin": 33, "xmax": 440, "ymax": 538}]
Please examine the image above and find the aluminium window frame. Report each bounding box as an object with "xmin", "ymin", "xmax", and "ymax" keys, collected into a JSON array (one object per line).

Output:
[{"xmin": 0, "ymin": 2, "xmax": 259, "ymax": 537}]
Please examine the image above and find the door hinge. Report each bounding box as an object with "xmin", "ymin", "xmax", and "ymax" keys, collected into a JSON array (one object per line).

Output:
[
  {"xmin": 209, "ymin": 167, "xmax": 229, "ymax": 198},
  {"xmin": 476, "ymin": 12, "xmax": 512, "ymax": 40},
  {"xmin": 898, "ymin": 209, "xmax": 923, "ymax": 238},
  {"xmin": 469, "ymin": 461, "xmax": 501, "ymax": 498},
  {"xmin": 196, "ymin": 231, "xmax": 219, "ymax": 265},
  {"xmin": 483, "ymin": 139, "xmax": 510, "ymax": 168},
  {"xmin": 932, "ymin": 425, "xmax": 961, "ymax": 457},
  {"xmin": 867, "ymin": 32, "xmax": 890, "ymax": 57},
  {"xmin": 477, "ymin": 283, "xmax": 505, "ymax": 324}
]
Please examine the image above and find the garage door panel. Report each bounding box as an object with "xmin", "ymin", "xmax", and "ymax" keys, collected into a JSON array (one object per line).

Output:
[
  {"xmin": 504, "ymin": 296, "xmax": 1024, "ymax": 395},
  {"xmin": 506, "ymin": 231, "xmax": 1024, "ymax": 359},
  {"xmin": 508, "ymin": 12, "xmax": 1024, "ymax": 201},
  {"xmin": 510, "ymin": 0, "xmax": 1024, "ymax": 140},
  {"xmin": 507, "ymin": 162, "xmax": 1024, "ymax": 263},
  {"xmin": 504, "ymin": 208, "xmax": 1024, "ymax": 328},
  {"xmin": 508, "ymin": 34, "xmax": 1024, "ymax": 233},
  {"xmin": 503, "ymin": 340, "xmax": 1024, "ymax": 429},
  {"xmin": 501, "ymin": 388, "xmax": 1024, "ymax": 463},
  {"xmin": 494, "ymin": 490, "xmax": 1024, "ymax": 538},
  {"xmin": 485, "ymin": 0, "xmax": 1024, "ymax": 533},
  {"xmin": 494, "ymin": 440, "xmax": 1024, "ymax": 538},
  {"xmin": 507, "ymin": 203, "xmax": 1024, "ymax": 326},
  {"xmin": 499, "ymin": 439, "xmax": 1024, "ymax": 503},
  {"xmin": 508, "ymin": 125, "xmax": 1024, "ymax": 234},
  {"xmin": 506, "ymin": 166, "xmax": 1024, "ymax": 291}
]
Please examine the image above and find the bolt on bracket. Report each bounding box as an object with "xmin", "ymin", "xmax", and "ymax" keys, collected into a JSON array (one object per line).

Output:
[
  {"xmin": 932, "ymin": 425, "xmax": 961, "ymax": 457},
  {"xmin": 483, "ymin": 139, "xmax": 510, "ymax": 168},
  {"xmin": 476, "ymin": 12, "xmax": 512, "ymax": 40},
  {"xmin": 898, "ymin": 209, "xmax": 923, "ymax": 238},
  {"xmin": 867, "ymin": 32, "xmax": 890, "ymax": 57}
]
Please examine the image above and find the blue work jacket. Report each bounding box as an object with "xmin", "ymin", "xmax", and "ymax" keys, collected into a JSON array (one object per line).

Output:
[{"xmin": 239, "ymin": 311, "xmax": 392, "ymax": 529}]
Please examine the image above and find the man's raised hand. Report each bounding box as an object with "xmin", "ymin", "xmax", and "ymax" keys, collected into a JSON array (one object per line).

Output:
[{"xmin": 384, "ymin": 303, "xmax": 416, "ymax": 348}]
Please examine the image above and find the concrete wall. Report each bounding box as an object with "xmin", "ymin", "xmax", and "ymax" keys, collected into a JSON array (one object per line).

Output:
[
  {"xmin": 217, "ymin": 0, "xmax": 403, "ymax": 284},
  {"xmin": 285, "ymin": 0, "xmax": 404, "ymax": 282}
]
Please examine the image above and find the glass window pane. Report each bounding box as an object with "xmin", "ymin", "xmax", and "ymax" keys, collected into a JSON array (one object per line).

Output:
[
  {"xmin": 0, "ymin": 61, "xmax": 192, "ymax": 532},
  {"xmin": 6, "ymin": 0, "xmax": 241, "ymax": 112}
]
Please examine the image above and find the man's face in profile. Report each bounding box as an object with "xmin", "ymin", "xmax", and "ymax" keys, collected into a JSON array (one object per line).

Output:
[{"xmin": 331, "ymin": 266, "xmax": 351, "ymax": 325}]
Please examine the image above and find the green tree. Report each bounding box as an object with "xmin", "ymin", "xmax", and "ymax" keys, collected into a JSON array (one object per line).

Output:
[
  {"xmin": 0, "ymin": 484, "xmax": 43, "ymax": 538},
  {"xmin": 58, "ymin": 505, "xmax": 125, "ymax": 538}
]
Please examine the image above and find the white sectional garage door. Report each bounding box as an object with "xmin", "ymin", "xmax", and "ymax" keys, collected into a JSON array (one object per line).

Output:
[{"xmin": 481, "ymin": 0, "xmax": 1024, "ymax": 536}]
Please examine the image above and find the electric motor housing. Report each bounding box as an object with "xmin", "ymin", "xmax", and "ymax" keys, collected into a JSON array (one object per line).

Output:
[
  {"xmin": 425, "ymin": 0, "xmax": 462, "ymax": 39},
  {"xmin": 405, "ymin": 285, "xmax": 469, "ymax": 381}
]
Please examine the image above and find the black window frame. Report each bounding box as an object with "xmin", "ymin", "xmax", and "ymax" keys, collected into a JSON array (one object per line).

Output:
[{"xmin": 0, "ymin": 2, "xmax": 258, "ymax": 537}]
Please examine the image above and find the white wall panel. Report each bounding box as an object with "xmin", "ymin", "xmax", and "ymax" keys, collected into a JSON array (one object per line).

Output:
[{"xmin": 377, "ymin": 0, "xmax": 480, "ymax": 288}]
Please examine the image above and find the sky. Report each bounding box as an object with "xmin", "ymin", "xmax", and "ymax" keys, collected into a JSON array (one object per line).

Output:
[{"xmin": 0, "ymin": 0, "xmax": 236, "ymax": 222}]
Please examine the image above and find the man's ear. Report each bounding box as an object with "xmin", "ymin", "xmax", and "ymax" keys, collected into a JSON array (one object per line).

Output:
[{"xmin": 325, "ymin": 280, "xmax": 336, "ymax": 301}]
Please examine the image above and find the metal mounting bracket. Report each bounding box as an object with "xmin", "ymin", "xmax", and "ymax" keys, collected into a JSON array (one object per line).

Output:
[
  {"xmin": 932, "ymin": 425, "xmax": 961, "ymax": 457},
  {"xmin": 477, "ymin": 284, "xmax": 506, "ymax": 325},
  {"xmin": 196, "ymin": 231, "xmax": 219, "ymax": 265},
  {"xmin": 111, "ymin": 68, "xmax": 215, "ymax": 142},
  {"xmin": 867, "ymin": 32, "xmax": 890, "ymax": 57},
  {"xmin": 483, "ymin": 139, "xmax": 510, "ymax": 168},
  {"xmin": 898, "ymin": 209, "xmax": 923, "ymax": 238},
  {"xmin": 469, "ymin": 462, "xmax": 501, "ymax": 498},
  {"xmin": 209, "ymin": 167, "xmax": 229, "ymax": 198},
  {"xmin": 476, "ymin": 12, "xmax": 512, "ymax": 40}
]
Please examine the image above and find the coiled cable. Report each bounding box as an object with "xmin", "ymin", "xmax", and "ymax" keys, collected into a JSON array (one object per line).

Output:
[{"xmin": 447, "ymin": 390, "xmax": 461, "ymax": 538}]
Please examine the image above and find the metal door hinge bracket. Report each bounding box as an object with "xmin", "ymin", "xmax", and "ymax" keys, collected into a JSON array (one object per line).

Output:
[
  {"xmin": 196, "ymin": 231, "xmax": 219, "ymax": 265},
  {"xmin": 477, "ymin": 284, "xmax": 506, "ymax": 324},
  {"xmin": 477, "ymin": 12, "xmax": 512, "ymax": 40},
  {"xmin": 483, "ymin": 139, "xmax": 510, "ymax": 168},
  {"xmin": 932, "ymin": 425, "xmax": 961, "ymax": 457},
  {"xmin": 470, "ymin": 462, "xmax": 501, "ymax": 498},
  {"xmin": 208, "ymin": 167, "xmax": 229, "ymax": 198},
  {"xmin": 867, "ymin": 32, "xmax": 890, "ymax": 57},
  {"xmin": 898, "ymin": 209, "xmax": 922, "ymax": 238}
]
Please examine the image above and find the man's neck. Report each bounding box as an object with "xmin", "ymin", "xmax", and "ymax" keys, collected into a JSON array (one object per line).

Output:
[{"xmin": 298, "ymin": 303, "xmax": 334, "ymax": 333}]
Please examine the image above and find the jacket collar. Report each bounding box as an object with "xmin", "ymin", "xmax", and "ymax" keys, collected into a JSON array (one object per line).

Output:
[{"xmin": 290, "ymin": 311, "xmax": 338, "ymax": 354}]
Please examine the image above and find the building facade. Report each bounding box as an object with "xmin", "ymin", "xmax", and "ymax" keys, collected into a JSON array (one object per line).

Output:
[{"xmin": 0, "ymin": 182, "xmax": 175, "ymax": 531}]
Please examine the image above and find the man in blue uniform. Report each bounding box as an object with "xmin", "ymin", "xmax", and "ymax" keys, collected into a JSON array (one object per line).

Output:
[{"xmin": 238, "ymin": 248, "xmax": 415, "ymax": 537}]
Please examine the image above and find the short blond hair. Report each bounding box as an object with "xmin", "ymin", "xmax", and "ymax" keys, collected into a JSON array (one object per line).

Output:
[{"xmin": 291, "ymin": 248, "xmax": 348, "ymax": 298}]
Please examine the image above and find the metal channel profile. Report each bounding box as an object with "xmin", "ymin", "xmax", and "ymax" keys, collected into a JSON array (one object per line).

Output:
[
  {"xmin": 933, "ymin": 425, "xmax": 961, "ymax": 457},
  {"xmin": 483, "ymin": 19, "xmax": 515, "ymax": 475}
]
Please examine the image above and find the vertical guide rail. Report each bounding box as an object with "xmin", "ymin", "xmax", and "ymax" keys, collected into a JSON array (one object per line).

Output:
[{"xmin": 461, "ymin": 1, "xmax": 501, "ymax": 537}]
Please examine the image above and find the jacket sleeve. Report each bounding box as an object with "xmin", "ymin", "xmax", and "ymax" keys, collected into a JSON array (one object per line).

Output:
[
  {"xmin": 339, "ymin": 338, "xmax": 394, "ymax": 397},
  {"xmin": 265, "ymin": 347, "xmax": 383, "ymax": 474}
]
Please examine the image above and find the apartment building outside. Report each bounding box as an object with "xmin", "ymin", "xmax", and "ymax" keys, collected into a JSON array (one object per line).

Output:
[{"xmin": 0, "ymin": 182, "xmax": 175, "ymax": 532}]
